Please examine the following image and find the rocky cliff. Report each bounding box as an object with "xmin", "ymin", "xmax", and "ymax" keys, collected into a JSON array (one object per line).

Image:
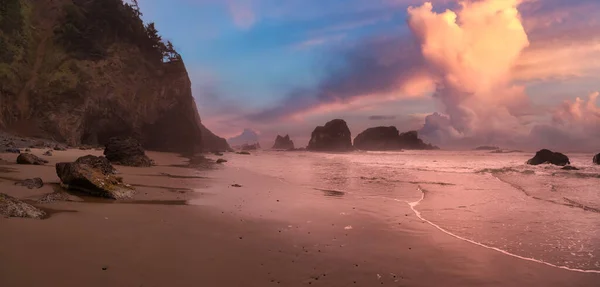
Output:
[
  {"xmin": 0, "ymin": 0, "xmax": 218, "ymax": 154},
  {"xmin": 200, "ymin": 123, "xmax": 232, "ymax": 152}
]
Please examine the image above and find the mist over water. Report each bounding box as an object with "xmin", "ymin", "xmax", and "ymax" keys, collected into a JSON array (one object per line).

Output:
[{"xmin": 229, "ymin": 150, "xmax": 600, "ymax": 271}]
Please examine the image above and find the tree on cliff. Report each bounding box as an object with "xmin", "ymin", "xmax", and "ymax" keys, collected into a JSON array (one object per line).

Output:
[{"xmin": 57, "ymin": 0, "xmax": 180, "ymax": 63}]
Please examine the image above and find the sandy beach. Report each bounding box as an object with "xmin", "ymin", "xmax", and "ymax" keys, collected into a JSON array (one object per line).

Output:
[{"xmin": 1, "ymin": 149, "xmax": 599, "ymax": 287}]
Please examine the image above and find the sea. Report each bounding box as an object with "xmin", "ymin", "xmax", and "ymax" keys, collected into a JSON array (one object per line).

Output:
[{"xmin": 224, "ymin": 150, "xmax": 600, "ymax": 272}]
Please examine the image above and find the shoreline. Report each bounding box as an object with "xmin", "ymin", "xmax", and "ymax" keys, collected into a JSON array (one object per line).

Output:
[{"xmin": 1, "ymin": 150, "xmax": 599, "ymax": 286}]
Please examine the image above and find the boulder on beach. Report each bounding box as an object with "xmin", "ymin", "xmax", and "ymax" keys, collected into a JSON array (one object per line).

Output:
[
  {"xmin": 53, "ymin": 145, "xmax": 67, "ymax": 151},
  {"xmin": 16, "ymin": 153, "xmax": 48, "ymax": 165},
  {"xmin": 103, "ymin": 137, "xmax": 153, "ymax": 167},
  {"xmin": 56, "ymin": 159, "xmax": 135, "ymax": 200},
  {"xmin": 307, "ymin": 119, "xmax": 353, "ymax": 152},
  {"xmin": 594, "ymin": 153, "xmax": 600, "ymax": 165},
  {"xmin": 272, "ymin": 135, "xmax": 295, "ymax": 150},
  {"xmin": 76, "ymin": 155, "xmax": 117, "ymax": 175},
  {"xmin": 527, "ymin": 149, "xmax": 570, "ymax": 166},
  {"xmin": 37, "ymin": 191, "xmax": 83, "ymax": 204},
  {"xmin": 353, "ymin": 127, "xmax": 437, "ymax": 151},
  {"xmin": 14, "ymin": 178, "xmax": 44, "ymax": 189},
  {"xmin": 0, "ymin": 193, "xmax": 46, "ymax": 219},
  {"xmin": 216, "ymin": 158, "xmax": 228, "ymax": 164}
]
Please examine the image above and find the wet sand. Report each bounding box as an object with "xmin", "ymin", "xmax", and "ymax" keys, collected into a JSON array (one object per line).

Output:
[{"xmin": 1, "ymin": 150, "xmax": 599, "ymax": 286}]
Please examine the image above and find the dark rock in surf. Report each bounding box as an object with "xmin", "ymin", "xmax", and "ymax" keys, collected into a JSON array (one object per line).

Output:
[
  {"xmin": 272, "ymin": 135, "xmax": 295, "ymax": 150},
  {"xmin": 594, "ymin": 153, "xmax": 600, "ymax": 165},
  {"xmin": 5, "ymin": 148, "xmax": 20, "ymax": 154},
  {"xmin": 236, "ymin": 151, "xmax": 251, "ymax": 155},
  {"xmin": 527, "ymin": 149, "xmax": 570, "ymax": 166},
  {"xmin": 216, "ymin": 158, "xmax": 227, "ymax": 164},
  {"xmin": 14, "ymin": 178, "xmax": 44, "ymax": 189},
  {"xmin": 353, "ymin": 127, "xmax": 437, "ymax": 151},
  {"xmin": 103, "ymin": 137, "xmax": 153, "ymax": 167},
  {"xmin": 561, "ymin": 166, "xmax": 579, "ymax": 171},
  {"xmin": 43, "ymin": 150, "xmax": 53, "ymax": 156},
  {"xmin": 0, "ymin": 193, "xmax": 46, "ymax": 219},
  {"xmin": 307, "ymin": 119, "xmax": 353, "ymax": 152},
  {"xmin": 17, "ymin": 153, "xmax": 48, "ymax": 165}
]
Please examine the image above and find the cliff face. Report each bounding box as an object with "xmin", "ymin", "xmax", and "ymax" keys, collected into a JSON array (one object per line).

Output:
[
  {"xmin": 200, "ymin": 123, "xmax": 232, "ymax": 152},
  {"xmin": 0, "ymin": 0, "xmax": 211, "ymax": 154}
]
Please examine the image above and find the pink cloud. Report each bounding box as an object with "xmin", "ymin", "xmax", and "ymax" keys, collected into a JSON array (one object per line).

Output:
[{"xmin": 227, "ymin": 0, "xmax": 256, "ymax": 29}]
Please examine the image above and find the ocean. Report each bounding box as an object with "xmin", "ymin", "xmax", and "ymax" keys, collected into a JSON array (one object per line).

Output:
[{"xmin": 225, "ymin": 150, "xmax": 600, "ymax": 272}]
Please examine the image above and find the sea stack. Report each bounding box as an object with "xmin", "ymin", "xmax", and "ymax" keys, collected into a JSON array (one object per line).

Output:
[
  {"xmin": 272, "ymin": 135, "xmax": 294, "ymax": 150},
  {"xmin": 527, "ymin": 149, "xmax": 570, "ymax": 166},
  {"xmin": 307, "ymin": 119, "xmax": 353, "ymax": 152},
  {"xmin": 594, "ymin": 153, "xmax": 600, "ymax": 165},
  {"xmin": 353, "ymin": 127, "xmax": 437, "ymax": 151}
]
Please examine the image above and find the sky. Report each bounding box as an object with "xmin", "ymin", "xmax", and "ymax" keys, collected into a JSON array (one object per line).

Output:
[{"xmin": 138, "ymin": 0, "xmax": 600, "ymax": 151}]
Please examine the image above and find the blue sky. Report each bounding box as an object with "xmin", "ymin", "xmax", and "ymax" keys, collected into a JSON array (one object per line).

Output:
[{"xmin": 137, "ymin": 0, "xmax": 600, "ymax": 150}]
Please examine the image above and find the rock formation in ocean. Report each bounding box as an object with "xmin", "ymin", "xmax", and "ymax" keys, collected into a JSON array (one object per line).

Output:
[
  {"xmin": 228, "ymin": 128, "xmax": 260, "ymax": 147},
  {"xmin": 272, "ymin": 135, "xmax": 295, "ymax": 150},
  {"xmin": 104, "ymin": 137, "xmax": 153, "ymax": 167},
  {"xmin": 353, "ymin": 127, "xmax": 437, "ymax": 151},
  {"xmin": 0, "ymin": 0, "xmax": 225, "ymax": 154},
  {"xmin": 594, "ymin": 153, "xmax": 600, "ymax": 165},
  {"xmin": 474, "ymin": 146, "xmax": 500, "ymax": 151},
  {"xmin": 527, "ymin": 149, "xmax": 570, "ymax": 166},
  {"xmin": 307, "ymin": 119, "xmax": 353, "ymax": 151},
  {"xmin": 200, "ymin": 123, "xmax": 232, "ymax": 152}
]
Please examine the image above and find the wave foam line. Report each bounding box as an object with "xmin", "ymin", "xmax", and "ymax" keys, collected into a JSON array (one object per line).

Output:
[{"xmin": 406, "ymin": 186, "xmax": 600, "ymax": 274}]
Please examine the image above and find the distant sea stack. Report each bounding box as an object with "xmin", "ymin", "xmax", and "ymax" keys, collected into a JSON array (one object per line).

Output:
[
  {"xmin": 594, "ymin": 153, "xmax": 600, "ymax": 165},
  {"xmin": 353, "ymin": 127, "xmax": 437, "ymax": 151},
  {"xmin": 527, "ymin": 149, "xmax": 570, "ymax": 166},
  {"xmin": 307, "ymin": 119, "xmax": 353, "ymax": 152},
  {"xmin": 272, "ymin": 135, "xmax": 294, "ymax": 150},
  {"xmin": 474, "ymin": 146, "xmax": 500, "ymax": 151},
  {"xmin": 0, "ymin": 0, "xmax": 219, "ymax": 154}
]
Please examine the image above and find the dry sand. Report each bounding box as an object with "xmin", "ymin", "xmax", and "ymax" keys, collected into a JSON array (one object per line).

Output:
[{"xmin": 1, "ymin": 150, "xmax": 599, "ymax": 286}]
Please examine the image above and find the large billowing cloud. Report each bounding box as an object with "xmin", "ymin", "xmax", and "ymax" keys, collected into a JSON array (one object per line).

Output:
[{"xmin": 407, "ymin": 0, "xmax": 531, "ymax": 145}]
